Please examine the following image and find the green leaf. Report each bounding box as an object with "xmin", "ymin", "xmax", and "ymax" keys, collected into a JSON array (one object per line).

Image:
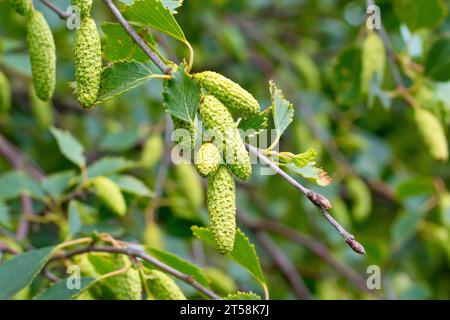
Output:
[
  {"xmin": 425, "ymin": 37, "xmax": 450, "ymax": 82},
  {"xmin": 286, "ymin": 162, "xmax": 332, "ymax": 187},
  {"xmin": 238, "ymin": 108, "xmax": 270, "ymax": 137},
  {"xmin": 109, "ymin": 175, "xmax": 153, "ymax": 197},
  {"xmin": 96, "ymin": 61, "xmax": 158, "ymax": 104},
  {"xmin": 163, "ymin": 65, "xmax": 201, "ymax": 123},
  {"xmin": 0, "ymin": 171, "xmax": 46, "ymax": 200},
  {"xmin": 0, "ymin": 201, "xmax": 11, "ymax": 228},
  {"xmin": 224, "ymin": 291, "xmax": 261, "ymax": 300},
  {"xmin": 41, "ymin": 171, "xmax": 76, "ymax": 200},
  {"xmin": 34, "ymin": 277, "xmax": 95, "ymax": 300},
  {"xmin": 0, "ymin": 246, "xmax": 55, "ymax": 299},
  {"xmin": 270, "ymin": 80, "xmax": 294, "ymax": 146},
  {"xmin": 392, "ymin": 211, "xmax": 423, "ymax": 245},
  {"xmin": 394, "ymin": 0, "xmax": 448, "ymax": 31},
  {"xmin": 50, "ymin": 127, "xmax": 86, "ymax": 168},
  {"xmin": 396, "ymin": 177, "xmax": 435, "ymax": 200},
  {"xmin": 101, "ymin": 22, "xmax": 152, "ymax": 63},
  {"xmin": 100, "ymin": 129, "xmax": 140, "ymax": 152},
  {"xmin": 87, "ymin": 157, "xmax": 135, "ymax": 179},
  {"xmin": 191, "ymin": 227, "xmax": 266, "ymax": 286},
  {"xmin": 68, "ymin": 200, "xmax": 83, "ymax": 237},
  {"xmin": 146, "ymin": 247, "xmax": 209, "ymax": 287},
  {"xmin": 123, "ymin": 0, "xmax": 186, "ymax": 43},
  {"xmin": 332, "ymin": 46, "xmax": 362, "ymax": 106}
]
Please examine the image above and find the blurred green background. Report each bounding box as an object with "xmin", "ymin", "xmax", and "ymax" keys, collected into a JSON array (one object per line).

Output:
[{"xmin": 0, "ymin": 0, "xmax": 449, "ymax": 299}]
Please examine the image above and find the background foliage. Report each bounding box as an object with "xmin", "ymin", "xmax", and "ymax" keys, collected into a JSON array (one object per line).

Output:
[{"xmin": 0, "ymin": 0, "xmax": 449, "ymax": 300}]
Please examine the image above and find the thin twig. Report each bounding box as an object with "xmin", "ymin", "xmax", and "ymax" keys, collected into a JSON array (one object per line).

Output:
[
  {"xmin": 246, "ymin": 144, "xmax": 365, "ymax": 254},
  {"xmin": 49, "ymin": 245, "xmax": 221, "ymax": 300},
  {"xmin": 255, "ymin": 232, "xmax": 311, "ymax": 300},
  {"xmin": 103, "ymin": 0, "xmax": 172, "ymax": 74},
  {"xmin": 39, "ymin": 0, "xmax": 71, "ymax": 20},
  {"xmin": 16, "ymin": 195, "xmax": 34, "ymax": 241},
  {"xmin": 238, "ymin": 210, "xmax": 378, "ymax": 296}
]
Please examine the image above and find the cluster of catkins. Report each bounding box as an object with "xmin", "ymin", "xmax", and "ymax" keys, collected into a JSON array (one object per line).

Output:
[
  {"xmin": 181, "ymin": 71, "xmax": 260, "ymax": 255},
  {"xmin": 10, "ymin": 0, "xmax": 102, "ymax": 107}
]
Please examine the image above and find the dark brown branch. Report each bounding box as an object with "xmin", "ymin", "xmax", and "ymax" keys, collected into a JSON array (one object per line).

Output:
[
  {"xmin": 39, "ymin": 0, "xmax": 71, "ymax": 19},
  {"xmin": 246, "ymin": 144, "xmax": 365, "ymax": 254},
  {"xmin": 255, "ymin": 232, "xmax": 311, "ymax": 300},
  {"xmin": 49, "ymin": 245, "xmax": 221, "ymax": 300},
  {"xmin": 103, "ymin": 0, "xmax": 172, "ymax": 74}
]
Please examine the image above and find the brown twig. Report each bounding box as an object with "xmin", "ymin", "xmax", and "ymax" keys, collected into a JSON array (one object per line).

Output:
[
  {"xmin": 238, "ymin": 210, "xmax": 377, "ymax": 296},
  {"xmin": 255, "ymin": 231, "xmax": 311, "ymax": 300},
  {"xmin": 103, "ymin": 0, "xmax": 172, "ymax": 74},
  {"xmin": 39, "ymin": 0, "xmax": 71, "ymax": 20},
  {"xmin": 49, "ymin": 245, "xmax": 221, "ymax": 300},
  {"xmin": 246, "ymin": 144, "xmax": 365, "ymax": 254}
]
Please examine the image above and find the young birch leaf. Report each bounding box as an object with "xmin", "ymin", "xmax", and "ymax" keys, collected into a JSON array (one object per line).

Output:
[
  {"xmin": 163, "ymin": 65, "xmax": 201, "ymax": 123},
  {"xmin": 0, "ymin": 246, "xmax": 56, "ymax": 299},
  {"xmin": 123, "ymin": 0, "xmax": 186, "ymax": 43},
  {"xmin": 41, "ymin": 170, "xmax": 76, "ymax": 200},
  {"xmin": 34, "ymin": 277, "xmax": 95, "ymax": 300},
  {"xmin": 162, "ymin": 0, "xmax": 183, "ymax": 14},
  {"xmin": 0, "ymin": 171, "xmax": 46, "ymax": 200},
  {"xmin": 286, "ymin": 162, "xmax": 331, "ymax": 187},
  {"xmin": 109, "ymin": 175, "xmax": 154, "ymax": 197},
  {"xmin": 191, "ymin": 226, "xmax": 266, "ymax": 287},
  {"xmin": 87, "ymin": 157, "xmax": 135, "ymax": 179},
  {"xmin": 50, "ymin": 127, "xmax": 86, "ymax": 168},
  {"xmin": 96, "ymin": 61, "xmax": 158, "ymax": 104},
  {"xmin": 270, "ymin": 80, "xmax": 294, "ymax": 146},
  {"xmin": 238, "ymin": 108, "xmax": 270, "ymax": 137},
  {"xmin": 146, "ymin": 247, "xmax": 209, "ymax": 287}
]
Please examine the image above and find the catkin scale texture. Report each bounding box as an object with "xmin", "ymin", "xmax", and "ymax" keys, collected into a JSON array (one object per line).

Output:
[
  {"xmin": 171, "ymin": 116, "xmax": 196, "ymax": 150},
  {"xmin": 71, "ymin": 0, "xmax": 92, "ymax": 18},
  {"xmin": 207, "ymin": 165, "xmax": 236, "ymax": 255},
  {"xmin": 92, "ymin": 176, "xmax": 126, "ymax": 216},
  {"xmin": 195, "ymin": 71, "xmax": 260, "ymax": 116},
  {"xmin": 195, "ymin": 143, "xmax": 221, "ymax": 177},
  {"xmin": 199, "ymin": 95, "xmax": 251, "ymax": 180},
  {"xmin": 27, "ymin": 10, "xmax": 56, "ymax": 101},
  {"xmin": 146, "ymin": 270, "xmax": 186, "ymax": 300},
  {"xmin": 414, "ymin": 108, "xmax": 449, "ymax": 161},
  {"xmin": 74, "ymin": 18, "xmax": 102, "ymax": 108},
  {"xmin": 108, "ymin": 255, "xmax": 142, "ymax": 300}
]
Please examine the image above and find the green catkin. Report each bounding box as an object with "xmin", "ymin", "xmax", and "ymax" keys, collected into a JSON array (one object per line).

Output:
[
  {"xmin": 194, "ymin": 71, "xmax": 260, "ymax": 116},
  {"xmin": 9, "ymin": 0, "xmax": 32, "ymax": 16},
  {"xmin": 0, "ymin": 71, "xmax": 11, "ymax": 113},
  {"xmin": 414, "ymin": 108, "xmax": 449, "ymax": 161},
  {"xmin": 207, "ymin": 165, "xmax": 236, "ymax": 255},
  {"xmin": 71, "ymin": 0, "xmax": 92, "ymax": 19},
  {"xmin": 145, "ymin": 270, "xmax": 186, "ymax": 300},
  {"xmin": 108, "ymin": 254, "xmax": 142, "ymax": 300},
  {"xmin": 30, "ymin": 86, "xmax": 54, "ymax": 129},
  {"xmin": 73, "ymin": 17, "xmax": 102, "ymax": 108},
  {"xmin": 199, "ymin": 95, "xmax": 252, "ymax": 180},
  {"xmin": 195, "ymin": 143, "xmax": 221, "ymax": 177},
  {"xmin": 204, "ymin": 267, "xmax": 237, "ymax": 295},
  {"xmin": 92, "ymin": 176, "xmax": 127, "ymax": 216},
  {"xmin": 174, "ymin": 164, "xmax": 204, "ymax": 209},
  {"xmin": 27, "ymin": 10, "xmax": 56, "ymax": 101},
  {"xmin": 361, "ymin": 31, "xmax": 385, "ymax": 94},
  {"xmin": 171, "ymin": 116, "xmax": 196, "ymax": 150},
  {"xmin": 141, "ymin": 134, "xmax": 164, "ymax": 169}
]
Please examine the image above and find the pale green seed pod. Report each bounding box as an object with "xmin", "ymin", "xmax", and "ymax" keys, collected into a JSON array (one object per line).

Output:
[
  {"xmin": 0, "ymin": 71, "xmax": 11, "ymax": 113},
  {"xmin": 175, "ymin": 163, "xmax": 204, "ymax": 209},
  {"xmin": 345, "ymin": 176, "xmax": 372, "ymax": 222},
  {"xmin": 145, "ymin": 270, "xmax": 186, "ymax": 300},
  {"xmin": 141, "ymin": 134, "xmax": 163, "ymax": 169},
  {"xmin": 199, "ymin": 95, "xmax": 251, "ymax": 180},
  {"xmin": 92, "ymin": 176, "xmax": 127, "ymax": 216},
  {"xmin": 207, "ymin": 165, "xmax": 236, "ymax": 255},
  {"xmin": 194, "ymin": 71, "xmax": 260, "ymax": 116},
  {"xmin": 414, "ymin": 108, "xmax": 449, "ymax": 161},
  {"xmin": 204, "ymin": 267, "xmax": 237, "ymax": 295},
  {"xmin": 74, "ymin": 18, "xmax": 102, "ymax": 108},
  {"xmin": 108, "ymin": 254, "xmax": 142, "ymax": 300},
  {"xmin": 27, "ymin": 10, "xmax": 56, "ymax": 101},
  {"xmin": 195, "ymin": 143, "xmax": 221, "ymax": 177},
  {"xmin": 9, "ymin": 0, "xmax": 33, "ymax": 16},
  {"xmin": 71, "ymin": 0, "xmax": 92, "ymax": 19},
  {"xmin": 361, "ymin": 31, "xmax": 385, "ymax": 94},
  {"xmin": 30, "ymin": 86, "xmax": 54, "ymax": 129},
  {"xmin": 171, "ymin": 116, "xmax": 196, "ymax": 150}
]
